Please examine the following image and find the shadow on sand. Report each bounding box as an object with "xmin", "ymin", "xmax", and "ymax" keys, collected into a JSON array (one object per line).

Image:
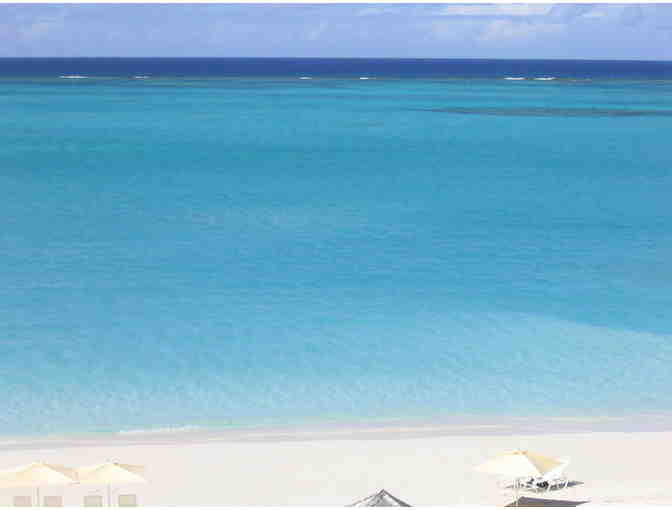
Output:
[{"xmin": 506, "ymin": 496, "xmax": 589, "ymax": 507}]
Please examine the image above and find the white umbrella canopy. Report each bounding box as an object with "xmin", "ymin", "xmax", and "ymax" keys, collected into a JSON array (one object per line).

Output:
[
  {"xmin": 0, "ymin": 462, "xmax": 78, "ymax": 506},
  {"xmin": 76, "ymin": 462, "xmax": 146, "ymax": 506},
  {"xmin": 0, "ymin": 462, "xmax": 77, "ymax": 488},
  {"xmin": 76, "ymin": 462, "xmax": 145, "ymax": 485},
  {"xmin": 474, "ymin": 449, "xmax": 562, "ymax": 478}
]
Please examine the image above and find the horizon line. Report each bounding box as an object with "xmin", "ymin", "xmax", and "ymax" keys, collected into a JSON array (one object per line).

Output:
[{"xmin": 1, "ymin": 56, "xmax": 671, "ymax": 63}]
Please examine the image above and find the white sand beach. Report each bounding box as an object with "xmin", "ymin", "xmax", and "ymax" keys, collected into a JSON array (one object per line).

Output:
[{"xmin": 1, "ymin": 421, "xmax": 671, "ymax": 507}]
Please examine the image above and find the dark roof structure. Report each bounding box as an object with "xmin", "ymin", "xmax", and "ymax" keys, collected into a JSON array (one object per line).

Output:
[{"xmin": 348, "ymin": 489, "xmax": 412, "ymax": 507}]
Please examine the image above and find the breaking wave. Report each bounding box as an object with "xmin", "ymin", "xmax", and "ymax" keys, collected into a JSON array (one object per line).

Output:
[
  {"xmin": 117, "ymin": 425, "xmax": 204, "ymax": 436},
  {"xmin": 421, "ymin": 106, "xmax": 672, "ymax": 117}
]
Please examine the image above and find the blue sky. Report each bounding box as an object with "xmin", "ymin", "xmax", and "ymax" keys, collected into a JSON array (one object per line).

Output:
[{"xmin": 1, "ymin": 4, "xmax": 671, "ymax": 60}]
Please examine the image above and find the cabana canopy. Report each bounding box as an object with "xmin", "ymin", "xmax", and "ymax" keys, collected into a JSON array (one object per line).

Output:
[{"xmin": 349, "ymin": 489, "xmax": 412, "ymax": 507}]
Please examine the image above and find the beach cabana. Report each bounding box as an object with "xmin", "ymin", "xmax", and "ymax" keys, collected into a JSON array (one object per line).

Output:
[
  {"xmin": 474, "ymin": 450, "xmax": 562, "ymax": 506},
  {"xmin": 76, "ymin": 462, "xmax": 146, "ymax": 507},
  {"xmin": 0, "ymin": 462, "xmax": 78, "ymax": 507},
  {"xmin": 349, "ymin": 489, "xmax": 412, "ymax": 507}
]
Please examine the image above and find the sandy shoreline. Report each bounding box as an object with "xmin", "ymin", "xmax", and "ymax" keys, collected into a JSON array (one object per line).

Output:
[
  {"xmin": 4, "ymin": 412, "xmax": 672, "ymax": 449},
  {"xmin": 1, "ymin": 418, "xmax": 672, "ymax": 506}
]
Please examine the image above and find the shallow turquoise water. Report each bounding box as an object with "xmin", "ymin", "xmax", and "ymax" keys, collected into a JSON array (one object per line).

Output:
[{"xmin": 1, "ymin": 75, "xmax": 671, "ymax": 436}]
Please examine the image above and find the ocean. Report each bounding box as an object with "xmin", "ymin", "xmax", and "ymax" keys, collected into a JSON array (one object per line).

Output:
[{"xmin": 1, "ymin": 58, "xmax": 671, "ymax": 438}]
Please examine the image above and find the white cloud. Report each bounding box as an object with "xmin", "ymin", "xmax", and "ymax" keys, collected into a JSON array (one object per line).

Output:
[
  {"xmin": 619, "ymin": 5, "xmax": 644, "ymax": 27},
  {"xmin": 15, "ymin": 13, "xmax": 67, "ymax": 41},
  {"xmin": 478, "ymin": 19, "xmax": 565, "ymax": 43},
  {"xmin": 439, "ymin": 5, "xmax": 552, "ymax": 17},
  {"xmin": 648, "ymin": 5, "xmax": 672, "ymax": 30},
  {"xmin": 356, "ymin": 7, "xmax": 403, "ymax": 17},
  {"xmin": 427, "ymin": 20, "xmax": 461, "ymax": 41},
  {"xmin": 581, "ymin": 10, "xmax": 607, "ymax": 20},
  {"xmin": 306, "ymin": 21, "xmax": 328, "ymax": 41},
  {"xmin": 579, "ymin": 5, "xmax": 627, "ymax": 20},
  {"xmin": 207, "ymin": 20, "xmax": 258, "ymax": 44},
  {"xmin": 11, "ymin": 9, "xmax": 67, "ymax": 41},
  {"xmin": 548, "ymin": 5, "xmax": 595, "ymax": 21},
  {"xmin": 21, "ymin": 21, "xmax": 58, "ymax": 39},
  {"xmin": 425, "ymin": 18, "xmax": 481, "ymax": 42}
]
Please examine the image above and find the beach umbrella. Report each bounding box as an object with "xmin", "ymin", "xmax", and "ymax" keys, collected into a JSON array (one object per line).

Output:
[
  {"xmin": 76, "ymin": 462, "xmax": 146, "ymax": 506},
  {"xmin": 0, "ymin": 462, "xmax": 78, "ymax": 507},
  {"xmin": 349, "ymin": 489, "xmax": 412, "ymax": 507},
  {"xmin": 474, "ymin": 450, "xmax": 562, "ymax": 506}
]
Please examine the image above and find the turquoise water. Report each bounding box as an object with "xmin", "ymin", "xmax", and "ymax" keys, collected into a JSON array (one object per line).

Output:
[{"xmin": 2, "ymin": 71, "xmax": 672, "ymax": 436}]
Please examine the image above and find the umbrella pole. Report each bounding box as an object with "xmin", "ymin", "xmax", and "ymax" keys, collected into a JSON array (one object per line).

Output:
[
  {"xmin": 515, "ymin": 478, "xmax": 519, "ymax": 507},
  {"xmin": 108, "ymin": 484, "xmax": 112, "ymax": 507},
  {"xmin": 36, "ymin": 487, "xmax": 40, "ymax": 507}
]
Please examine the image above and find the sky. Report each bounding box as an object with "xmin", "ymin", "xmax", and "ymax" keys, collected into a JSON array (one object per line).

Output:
[{"xmin": 1, "ymin": 3, "xmax": 671, "ymax": 60}]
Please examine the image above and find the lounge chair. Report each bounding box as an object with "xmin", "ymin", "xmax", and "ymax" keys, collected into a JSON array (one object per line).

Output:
[
  {"xmin": 83, "ymin": 495, "xmax": 104, "ymax": 507},
  {"xmin": 523, "ymin": 457, "xmax": 571, "ymax": 492},
  {"xmin": 118, "ymin": 494, "xmax": 138, "ymax": 507},
  {"xmin": 498, "ymin": 477, "xmax": 528, "ymax": 493},
  {"xmin": 43, "ymin": 496, "xmax": 63, "ymax": 507},
  {"xmin": 12, "ymin": 496, "xmax": 31, "ymax": 507}
]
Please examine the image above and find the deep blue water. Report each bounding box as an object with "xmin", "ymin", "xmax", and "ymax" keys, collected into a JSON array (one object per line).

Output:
[
  {"xmin": 1, "ymin": 59, "xmax": 672, "ymax": 437},
  {"xmin": 1, "ymin": 57, "xmax": 671, "ymax": 79}
]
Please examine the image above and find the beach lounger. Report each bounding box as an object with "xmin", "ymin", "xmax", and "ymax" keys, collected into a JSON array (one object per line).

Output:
[
  {"xmin": 83, "ymin": 495, "xmax": 104, "ymax": 507},
  {"xmin": 12, "ymin": 496, "xmax": 31, "ymax": 507},
  {"xmin": 43, "ymin": 496, "xmax": 63, "ymax": 507},
  {"xmin": 498, "ymin": 478, "xmax": 527, "ymax": 493},
  {"xmin": 524, "ymin": 457, "xmax": 571, "ymax": 492},
  {"xmin": 118, "ymin": 494, "xmax": 138, "ymax": 507}
]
